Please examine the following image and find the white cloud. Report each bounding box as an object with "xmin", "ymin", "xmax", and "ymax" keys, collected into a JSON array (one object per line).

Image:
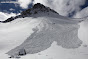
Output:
[
  {"xmin": 73, "ymin": 6, "xmax": 88, "ymax": 29},
  {"xmin": 74, "ymin": 7, "xmax": 88, "ymax": 45},
  {"xmin": 17, "ymin": 0, "xmax": 87, "ymax": 17},
  {"xmin": 74, "ymin": 7, "xmax": 88, "ymax": 18},
  {"xmin": 33, "ymin": 0, "xmax": 86, "ymax": 17},
  {"xmin": 17, "ymin": 0, "xmax": 32, "ymax": 9},
  {"xmin": 0, "ymin": 12, "xmax": 16, "ymax": 21}
]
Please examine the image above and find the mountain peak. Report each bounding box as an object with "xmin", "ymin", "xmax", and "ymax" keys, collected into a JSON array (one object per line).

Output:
[
  {"xmin": 1, "ymin": 3, "xmax": 59, "ymax": 23},
  {"xmin": 21, "ymin": 3, "xmax": 59, "ymax": 16},
  {"xmin": 33, "ymin": 3, "xmax": 46, "ymax": 9}
]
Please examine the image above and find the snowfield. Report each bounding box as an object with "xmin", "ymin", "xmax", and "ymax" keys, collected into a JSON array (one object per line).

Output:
[
  {"xmin": 0, "ymin": 15, "xmax": 88, "ymax": 59},
  {"xmin": 0, "ymin": 17, "xmax": 41, "ymax": 59},
  {"xmin": 0, "ymin": 3, "xmax": 88, "ymax": 59},
  {"xmin": 7, "ymin": 16, "xmax": 82, "ymax": 56}
]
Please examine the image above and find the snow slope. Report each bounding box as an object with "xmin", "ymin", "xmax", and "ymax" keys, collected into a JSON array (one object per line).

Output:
[
  {"xmin": 0, "ymin": 3, "xmax": 88, "ymax": 59},
  {"xmin": 6, "ymin": 16, "xmax": 88, "ymax": 59},
  {"xmin": 0, "ymin": 17, "xmax": 41, "ymax": 59}
]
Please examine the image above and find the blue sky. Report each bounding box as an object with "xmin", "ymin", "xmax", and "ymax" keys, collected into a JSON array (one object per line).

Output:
[
  {"xmin": 0, "ymin": 3, "xmax": 32, "ymax": 13},
  {"xmin": 0, "ymin": 0, "xmax": 88, "ymax": 17},
  {"xmin": 81, "ymin": 0, "xmax": 88, "ymax": 9}
]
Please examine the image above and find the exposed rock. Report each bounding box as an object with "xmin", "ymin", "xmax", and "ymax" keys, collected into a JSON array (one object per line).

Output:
[
  {"xmin": 0, "ymin": 3, "xmax": 59, "ymax": 23},
  {"xmin": 18, "ymin": 48, "xmax": 26, "ymax": 56}
]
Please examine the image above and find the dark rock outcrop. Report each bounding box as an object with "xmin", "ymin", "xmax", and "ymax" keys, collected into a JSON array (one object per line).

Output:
[
  {"xmin": 18, "ymin": 49, "xmax": 26, "ymax": 56},
  {"xmin": 0, "ymin": 3, "xmax": 59, "ymax": 23}
]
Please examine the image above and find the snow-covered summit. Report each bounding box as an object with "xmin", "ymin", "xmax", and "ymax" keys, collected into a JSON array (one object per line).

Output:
[
  {"xmin": 21, "ymin": 3, "xmax": 59, "ymax": 16},
  {"xmin": 0, "ymin": 3, "xmax": 59, "ymax": 23}
]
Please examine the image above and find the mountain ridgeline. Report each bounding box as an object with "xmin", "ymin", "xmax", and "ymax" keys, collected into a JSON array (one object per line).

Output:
[{"xmin": 0, "ymin": 3, "xmax": 59, "ymax": 23}]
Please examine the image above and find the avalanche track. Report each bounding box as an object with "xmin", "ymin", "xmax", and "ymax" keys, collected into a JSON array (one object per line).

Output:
[{"xmin": 7, "ymin": 16, "xmax": 83, "ymax": 56}]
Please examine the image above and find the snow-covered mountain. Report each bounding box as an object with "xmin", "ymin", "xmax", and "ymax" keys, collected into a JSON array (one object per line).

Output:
[
  {"xmin": 0, "ymin": 3, "xmax": 85, "ymax": 23},
  {"xmin": 0, "ymin": 3, "xmax": 88, "ymax": 59},
  {"xmin": 0, "ymin": 3, "xmax": 59, "ymax": 23}
]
